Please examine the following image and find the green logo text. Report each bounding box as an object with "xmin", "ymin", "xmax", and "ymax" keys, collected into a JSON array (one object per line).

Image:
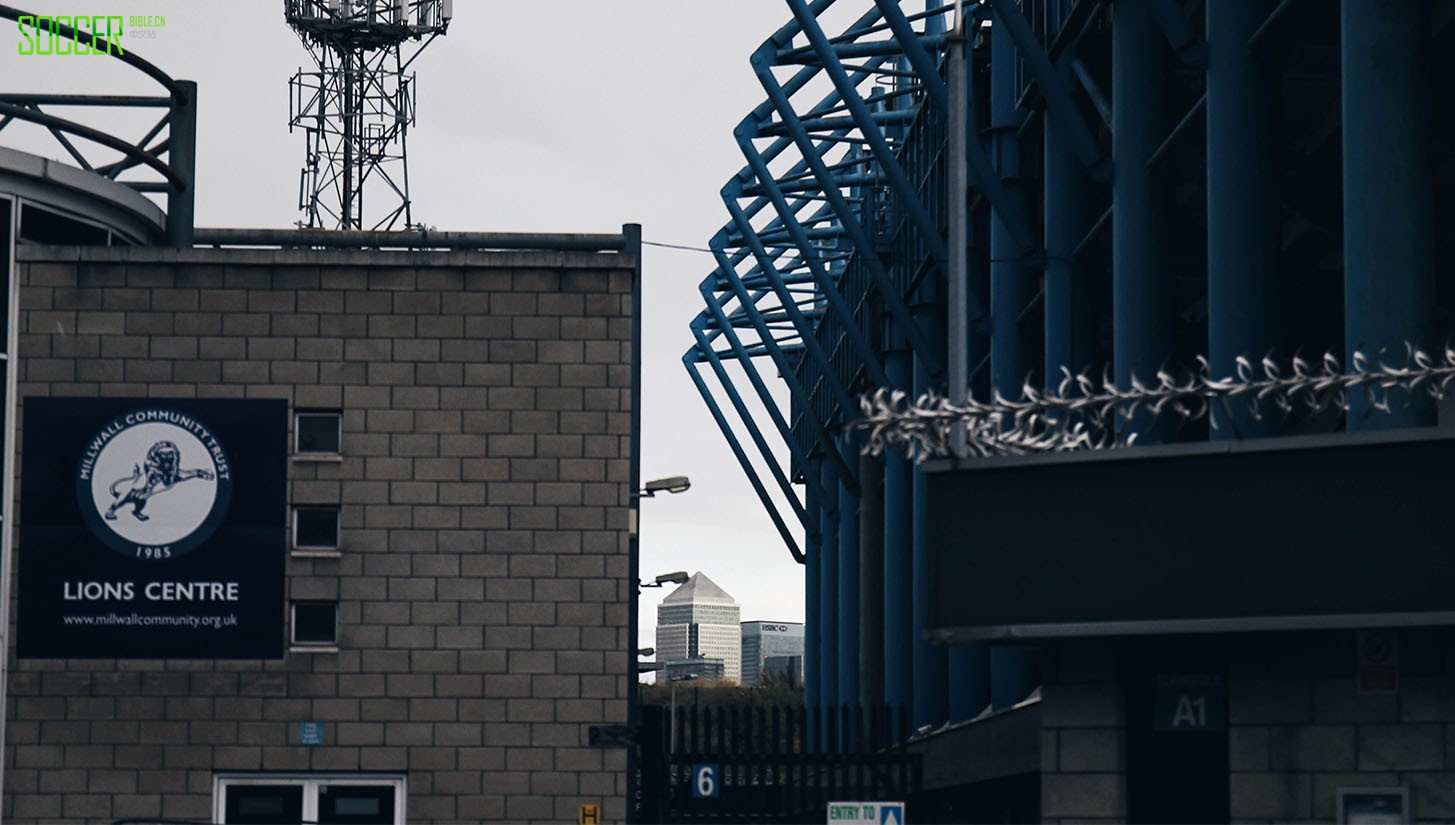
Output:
[{"xmin": 16, "ymin": 15, "xmax": 125, "ymax": 57}]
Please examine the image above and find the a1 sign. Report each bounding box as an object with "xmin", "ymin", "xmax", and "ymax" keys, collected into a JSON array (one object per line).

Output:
[
  {"xmin": 1152, "ymin": 673, "xmax": 1226, "ymax": 732},
  {"xmin": 692, "ymin": 763, "xmax": 720, "ymax": 799}
]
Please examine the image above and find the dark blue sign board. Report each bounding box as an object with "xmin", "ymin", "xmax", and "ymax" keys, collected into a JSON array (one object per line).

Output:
[
  {"xmin": 18, "ymin": 397, "xmax": 287, "ymax": 659},
  {"xmin": 691, "ymin": 764, "xmax": 719, "ymax": 799},
  {"xmin": 926, "ymin": 432, "xmax": 1455, "ymax": 639},
  {"xmin": 298, "ymin": 721, "xmax": 326, "ymax": 746}
]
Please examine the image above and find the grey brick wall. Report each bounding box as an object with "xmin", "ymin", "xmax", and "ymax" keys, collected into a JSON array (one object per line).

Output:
[
  {"xmin": 1041, "ymin": 630, "xmax": 1455, "ymax": 824},
  {"xmin": 6, "ymin": 245, "xmax": 636, "ymax": 823},
  {"xmin": 1039, "ymin": 638, "xmax": 1127, "ymax": 823},
  {"xmin": 1227, "ymin": 628, "xmax": 1455, "ymax": 823}
]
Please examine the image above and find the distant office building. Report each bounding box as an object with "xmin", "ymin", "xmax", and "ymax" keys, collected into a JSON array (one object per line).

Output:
[
  {"xmin": 656, "ymin": 572, "xmax": 741, "ymax": 683},
  {"xmin": 762, "ymin": 655, "xmax": 804, "ymax": 687},
  {"xmin": 664, "ymin": 657, "xmax": 726, "ymax": 683},
  {"xmin": 741, "ymin": 621, "xmax": 805, "ymax": 685}
]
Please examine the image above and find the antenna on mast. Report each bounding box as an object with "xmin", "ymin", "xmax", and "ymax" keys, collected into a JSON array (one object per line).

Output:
[{"xmin": 285, "ymin": 0, "xmax": 451, "ymax": 231}]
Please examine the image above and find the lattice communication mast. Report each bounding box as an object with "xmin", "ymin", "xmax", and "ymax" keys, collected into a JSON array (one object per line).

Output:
[{"xmin": 286, "ymin": 0, "xmax": 451, "ymax": 231}]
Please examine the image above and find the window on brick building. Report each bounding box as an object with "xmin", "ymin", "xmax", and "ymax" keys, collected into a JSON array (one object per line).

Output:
[
  {"xmin": 295, "ymin": 409, "xmax": 341, "ymax": 455},
  {"xmin": 293, "ymin": 506, "xmax": 341, "ymax": 554},
  {"xmin": 215, "ymin": 775, "xmax": 404, "ymax": 824},
  {"xmin": 291, "ymin": 601, "xmax": 339, "ymax": 648}
]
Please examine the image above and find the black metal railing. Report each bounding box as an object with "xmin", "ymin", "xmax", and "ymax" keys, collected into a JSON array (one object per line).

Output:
[{"xmin": 645, "ymin": 704, "xmax": 921, "ymax": 824}]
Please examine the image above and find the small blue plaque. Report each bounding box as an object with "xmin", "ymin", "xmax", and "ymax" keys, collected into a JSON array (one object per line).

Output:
[{"xmin": 298, "ymin": 721, "xmax": 325, "ymax": 745}]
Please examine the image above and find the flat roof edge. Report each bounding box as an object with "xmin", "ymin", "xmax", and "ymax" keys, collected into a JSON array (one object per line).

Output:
[{"xmin": 16, "ymin": 243, "xmax": 638, "ymax": 269}]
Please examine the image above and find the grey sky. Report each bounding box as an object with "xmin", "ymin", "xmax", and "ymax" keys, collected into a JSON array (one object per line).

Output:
[{"xmin": 3, "ymin": 1, "xmax": 816, "ymax": 649}]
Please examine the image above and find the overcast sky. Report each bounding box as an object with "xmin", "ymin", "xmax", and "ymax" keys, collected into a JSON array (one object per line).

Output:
[{"xmin": 3, "ymin": 1, "xmax": 821, "ymax": 652}]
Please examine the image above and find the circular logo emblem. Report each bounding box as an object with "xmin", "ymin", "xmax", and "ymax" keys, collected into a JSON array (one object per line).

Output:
[{"xmin": 76, "ymin": 408, "xmax": 233, "ymax": 560}]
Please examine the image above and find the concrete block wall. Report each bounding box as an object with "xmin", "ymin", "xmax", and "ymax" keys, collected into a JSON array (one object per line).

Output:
[
  {"xmin": 1038, "ymin": 638, "xmax": 1127, "ymax": 823},
  {"xmin": 5, "ymin": 244, "xmax": 636, "ymax": 823},
  {"xmin": 1227, "ymin": 628, "xmax": 1455, "ymax": 823},
  {"xmin": 1039, "ymin": 629, "xmax": 1455, "ymax": 824}
]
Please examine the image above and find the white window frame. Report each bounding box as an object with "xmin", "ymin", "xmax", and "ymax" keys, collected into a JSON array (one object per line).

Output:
[
  {"xmin": 294, "ymin": 409, "xmax": 343, "ymax": 459},
  {"xmin": 292, "ymin": 505, "xmax": 342, "ymax": 556},
  {"xmin": 290, "ymin": 600, "xmax": 340, "ymax": 653},
  {"xmin": 214, "ymin": 773, "xmax": 406, "ymax": 824}
]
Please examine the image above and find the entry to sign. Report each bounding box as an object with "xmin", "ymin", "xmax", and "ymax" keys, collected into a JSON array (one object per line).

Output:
[
  {"xmin": 827, "ymin": 801, "xmax": 906, "ymax": 824},
  {"xmin": 1152, "ymin": 673, "xmax": 1226, "ymax": 732}
]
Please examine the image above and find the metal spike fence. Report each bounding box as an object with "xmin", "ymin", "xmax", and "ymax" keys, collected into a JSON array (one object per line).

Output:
[
  {"xmin": 648, "ymin": 704, "xmax": 920, "ymax": 823},
  {"xmin": 851, "ymin": 347, "xmax": 1455, "ymax": 460}
]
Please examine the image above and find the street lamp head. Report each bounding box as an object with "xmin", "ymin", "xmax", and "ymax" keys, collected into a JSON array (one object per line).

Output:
[
  {"xmin": 638, "ymin": 570, "xmax": 690, "ymax": 589},
  {"xmin": 640, "ymin": 476, "xmax": 691, "ymax": 497}
]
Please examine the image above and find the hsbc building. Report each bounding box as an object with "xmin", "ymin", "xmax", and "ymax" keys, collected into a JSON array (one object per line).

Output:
[{"xmin": 740, "ymin": 620, "xmax": 804, "ymax": 686}]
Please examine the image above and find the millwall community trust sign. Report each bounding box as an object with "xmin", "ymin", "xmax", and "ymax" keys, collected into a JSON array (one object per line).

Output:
[
  {"xmin": 78, "ymin": 407, "xmax": 233, "ymax": 561},
  {"xmin": 19, "ymin": 398, "xmax": 286, "ymax": 659}
]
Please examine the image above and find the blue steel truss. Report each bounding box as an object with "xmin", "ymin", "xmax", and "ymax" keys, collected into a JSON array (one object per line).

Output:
[{"xmin": 688, "ymin": 0, "xmax": 1455, "ymax": 744}]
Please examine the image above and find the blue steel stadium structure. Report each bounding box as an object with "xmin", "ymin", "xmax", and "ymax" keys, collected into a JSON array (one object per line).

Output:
[{"xmin": 687, "ymin": 1, "xmax": 1455, "ymax": 817}]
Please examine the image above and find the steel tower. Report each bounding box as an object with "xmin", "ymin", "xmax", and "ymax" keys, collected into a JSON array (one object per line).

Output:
[{"xmin": 286, "ymin": 0, "xmax": 451, "ymax": 231}]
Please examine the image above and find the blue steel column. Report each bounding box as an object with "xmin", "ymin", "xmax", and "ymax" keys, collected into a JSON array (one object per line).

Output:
[
  {"xmin": 912, "ymin": 296, "xmax": 948, "ymax": 729},
  {"xmin": 985, "ymin": 8, "xmax": 1038, "ymax": 715},
  {"xmin": 1342, "ymin": 0, "xmax": 1436, "ymax": 430},
  {"xmin": 804, "ymin": 460, "xmax": 822, "ymax": 744},
  {"xmin": 883, "ymin": 343, "xmax": 914, "ymax": 732},
  {"xmin": 837, "ymin": 436, "xmax": 861, "ymax": 720},
  {"xmin": 1207, "ymin": 0, "xmax": 1280, "ymax": 437},
  {"xmin": 989, "ymin": 17, "xmax": 1037, "ymax": 396},
  {"xmin": 1113, "ymin": 0, "xmax": 1175, "ymax": 442},
  {"xmin": 819, "ymin": 459, "xmax": 840, "ymax": 739},
  {"xmin": 1044, "ymin": 56, "xmax": 1096, "ymax": 383}
]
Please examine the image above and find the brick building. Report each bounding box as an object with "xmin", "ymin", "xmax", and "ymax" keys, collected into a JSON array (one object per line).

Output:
[{"xmin": 1, "ymin": 232, "xmax": 640, "ymax": 823}]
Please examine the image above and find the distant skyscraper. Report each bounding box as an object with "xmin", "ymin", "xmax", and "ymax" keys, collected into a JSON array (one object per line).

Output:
[
  {"xmin": 740, "ymin": 621, "xmax": 805, "ymax": 685},
  {"xmin": 656, "ymin": 572, "xmax": 742, "ymax": 683}
]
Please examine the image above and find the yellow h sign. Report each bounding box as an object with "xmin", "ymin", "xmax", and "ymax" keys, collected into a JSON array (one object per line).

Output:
[{"xmin": 579, "ymin": 803, "xmax": 600, "ymax": 825}]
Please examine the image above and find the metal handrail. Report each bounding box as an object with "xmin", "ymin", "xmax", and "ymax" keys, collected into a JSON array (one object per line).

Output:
[{"xmin": 0, "ymin": 5, "xmax": 195, "ymax": 245}]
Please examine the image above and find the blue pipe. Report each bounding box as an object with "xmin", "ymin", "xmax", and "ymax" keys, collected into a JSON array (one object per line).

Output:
[
  {"xmin": 911, "ymin": 454, "xmax": 946, "ymax": 728},
  {"xmin": 911, "ymin": 296, "xmax": 947, "ymax": 728},
  {"xmin": 1342, "ymin": 0, "xmax": 1436, "ymax": 430},
  {"xmin": 985, "ymin": 0, "xmax": 1109, "ymax": 181},
  {"xmin": 721, "ymin": 187, "xmax": 882, "ymax": 400},
  {"xmin": 984, "ymin": 7, "xmax": 1039, "ymax": 716},
  {"xmin": 989, "ymin": 15, "xmax": 1038, "ymax": 401},
  {"xmin": 735, "ymin": 125, "xmax": 891, "ymax": 388},
  {"xmin": 882, "ymin": 347, "xmax": 914, "ymax": 731},
  {"xmin": 681, "ymin": 356, "xmax": 805, "ymax": 560},
  {"xmin": 819, "ymin": 459, "xmax": 841, "ymax": 742},
  {"xmin": 751, "ymin": 43, "xmax": 945, "ymax": 379},
  {"xmin": 787, "ymin": 2, "xmax": 957, "ymax": 272},
  {"xmin": 691, "ymin": 310, "xmax": 834, "ymax": 512},
  {"xmin": 837, "ymin": 435, "xmax": 861, "ymax": 727},
  {"xmin": 872, "ymin": 0, "xmax": 1039, "ymax": 254},
  {"xmin": 804, "ymin": 461, "xmax": 822, "ymax": 740},
  {"xmin": 1207, "ymin": 0, "xmax": 1281, "ymax": 438},
  {"xmin": 1044, "ymin": 57, "xmax": 1096, "ymax": 387},
  {"xmin": 698, "ymin": 268, "xmax": 855, "ymax": 489},
  {"xmin": 1112, "ymin": 0, "xmax": 1175, "ymax": 443}
]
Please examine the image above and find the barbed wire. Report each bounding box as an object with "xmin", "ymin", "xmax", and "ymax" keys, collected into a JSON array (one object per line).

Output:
[{"xmin": 850, "ymin": 345, "xmax": 1455, "ymax": 460}]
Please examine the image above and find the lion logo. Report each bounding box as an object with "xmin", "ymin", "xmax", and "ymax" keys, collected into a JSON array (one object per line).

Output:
[
  {"xmin": 104, "ymin": 440, "xmax": 215, "ymax": 522},
  {"xmin": 78, "ymin": 408, "xmax": 233, "ymax": 559}
]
